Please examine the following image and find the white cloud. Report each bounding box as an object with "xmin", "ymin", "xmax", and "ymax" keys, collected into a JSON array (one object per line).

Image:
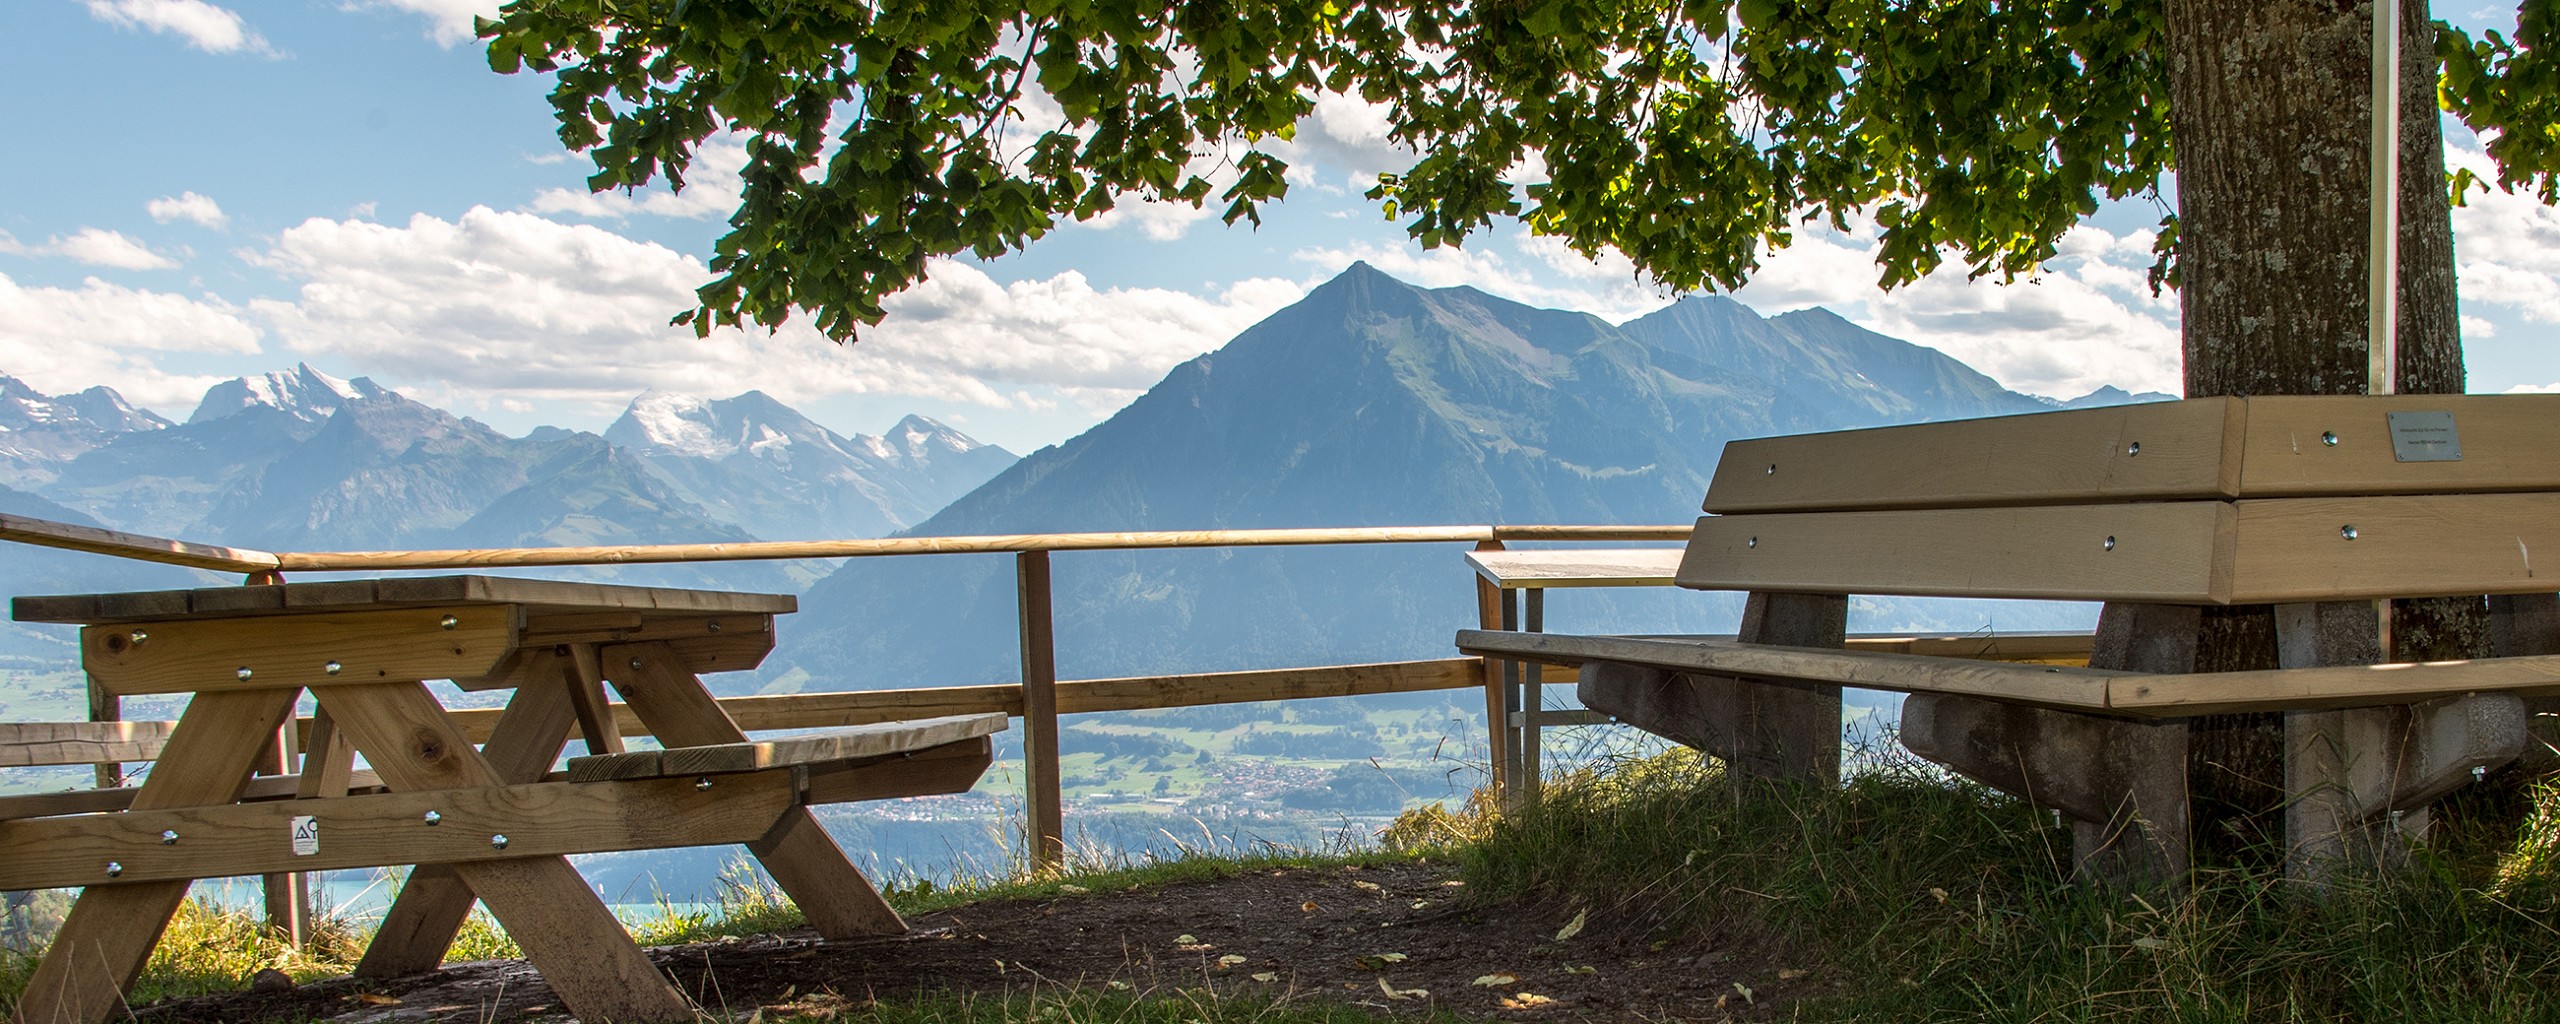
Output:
[
  {"xmin": 85, "ymin": 0, "xmax": 273, "ymax": 56},
  {"xmin": 146, "ymin": 191, "xmax": 228, "ymax": 229},
  {"xmin": 243, "ymin": 207, "xmax": 1302, "ymax": 419},
  {"xmin": 2448, "ymin": 140, "xmax": 2560, "ymax": 325},
  {"xmin": 45, "ymin": 228, "xmax": 181, "ymax": 271},
  {"xmin": 352, "ymin": 0, "xmax": 496, "ymax": 46},
  {"xmin": 528, "ymin": 139, "xmax": 747, "ymax": 221},
  {"xmin": 0, "ymin": 273, "xmax": 257, "ymax": 410}
]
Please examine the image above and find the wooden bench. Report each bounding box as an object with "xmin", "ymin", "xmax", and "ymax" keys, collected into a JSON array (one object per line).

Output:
[
  {"xmin": 1459, "ymin": 394, "xmax": 2560, "ymax": 885},
  {"xmin": 1, "ymin": 577, "xmax": 1007, "ymax": 1024}
]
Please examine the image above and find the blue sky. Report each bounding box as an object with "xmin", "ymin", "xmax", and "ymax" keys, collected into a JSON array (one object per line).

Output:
[{"xmin": 2, "ymin": 1, "xmax": 2554, "ymax": 454}]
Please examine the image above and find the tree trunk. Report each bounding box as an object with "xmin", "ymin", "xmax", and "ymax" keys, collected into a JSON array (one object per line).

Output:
[{"xmin": 2163, "ymin": 0, "xmax": 2483, "ymax": 862}]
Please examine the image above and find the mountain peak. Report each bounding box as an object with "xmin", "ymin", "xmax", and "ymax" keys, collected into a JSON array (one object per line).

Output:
[
  {"xmin": 887, "ymin": 414, "xmax": 985, "ymax": 459},
  {"xmin": 188, "ymin": 363, "xmax": 386, "ymax": 425},
  {"xmin": 610, "ymin": 390, "xmax": 727, "ymax": 457}
]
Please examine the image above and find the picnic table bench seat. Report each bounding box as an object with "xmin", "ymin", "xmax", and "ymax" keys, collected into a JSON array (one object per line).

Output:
[{"xmin": 1458, "ymin": 394, "xmax": 2560, "ymax": 886}]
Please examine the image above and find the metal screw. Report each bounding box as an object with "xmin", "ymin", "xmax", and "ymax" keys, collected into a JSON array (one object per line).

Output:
[
  {"xmin": 422, "ymin": 810, "xmax": 442, "ymax": 826},
  {"xmin": 1765, "ymin": 464, "xmax": 1777, "ymax": 475},
  {"xmin": 128, "ymin": 630, "xmax": 148, "ymax": 645},
  {"xmin": 490, "ymin": 834, "xmax": 510, "ymax": 850},
  {"xmin": 695, "ymin": 777, "xmax": 714, "ymax": 791},
  {"xmin": 2321, "ymin": 431, "xmax": 2339, "ymax": 447},
  {"xmin": 440, "ymin": 615, "xmax": 460, "ymax": 630},
  {"xmin": 323, "ymin": 660, "xmax": 343, "ymax": 676},
  {"xmin": 628, "ymin": 657, "xmax": 643, "ymax": 670},
  {"xmin": 2104, "ymin": 536, "xmax": 2117, "ymax": 551},
  {"xmin": 105, "ymin": 862, "xmax": 123, "ymax": 878},
  {"xmin": 2125, "ymin": 441, "xmax": 2141, "ymax": 457},
  {"xmin": 2341, "ymin": 525, "xmax": 2359, "ymax": 540},
  {"xmin": 706, "ymin": 621, "xmax": 722, "ymax": 633},
  {"xmin": 235, "ymin": 666, "xmax": 254, "ymax": 681},
  {"xmin": 1746, "ymin": 537, "xmax": 1758, "ymax": 549},
  {"xmin": 160, "ymin": 830, "xmax": 179, "ymax": 846}
]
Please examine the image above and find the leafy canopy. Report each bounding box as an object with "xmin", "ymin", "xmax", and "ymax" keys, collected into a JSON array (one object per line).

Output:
[{"xmin": 480, "ymin": 0, "xmax": 2527, "ymax": 341}]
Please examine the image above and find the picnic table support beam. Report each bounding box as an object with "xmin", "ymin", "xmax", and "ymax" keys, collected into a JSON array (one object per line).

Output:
[
  {"xmin": 1017, "ymin": 550, "xmax": 1066, "ymax": 869},
  {"xmin": 1472, "ymin": 540, "xmax": 1510, "ymax": 806}
]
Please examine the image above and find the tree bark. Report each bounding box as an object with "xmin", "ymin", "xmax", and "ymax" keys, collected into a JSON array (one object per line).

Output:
[{"xmin": 2163, "ymin": 0, "xmax": 2483, "ymax": 862}]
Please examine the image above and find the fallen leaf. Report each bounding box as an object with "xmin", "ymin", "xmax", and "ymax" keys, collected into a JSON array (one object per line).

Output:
[
  {"xmin": 1732, "ymin": 982, "xmax": 1756, "ymax": 1005},
  {"xmin": 1376, "ymin": 977, "xmax": 1428, "ymax": 1000},
  {"xmin": 1107, "ymin": 980, "xmax": 1132, "ymax": 991},
  {"xmin": 1410, "ymin": 899, "xmax": 1431, "ymax": 910},
  {"xmin": 354, "ymin": 993, "xmax": 401, "ymax": 1007},
  {"xmin": 1352, "ymin": 880, "xmax": 1385, "ymax": 894},
  {"xmin": 2132, "ymin": 936, "xmax": 2169, "ymax": 952},
  {"xmin": 779, "ymin": 985, "xmax": 797, "ymax": 1000},
  {"xmin": 1174, "ymin": 934, "xmax": 1199, "ymax": 945},
  {"xmin": 1442, "ymin": 880, "xmax": 1466, "ymax": 887},
  {"xmin": 1251, "ymin": 972, "xmax": 1279, "ymax": 983},
  {"xmin": 1353, "ymin": 952, "xmax": 1410, "ymax": 970},
  {"xmin": 1554, "ymin": 910, "xmax": 1587, "ymax": 942},
  {"xmin": 1778, "ymin": 968, "xmax": 1809, "ymax": 981},
  {"xmin": 1499, "ymin": 993, "xmax": 1555, "ymax": 1009},
  {"xmin": 1302, "ymin": 900, "xmax": 1321, "ymax": 913},
  {"xmin": 1930, "ymin": 887, "xmax": 1950, "ymax": 903},
  {"xmin": 1058, "ymin": 884, "xmax": 1089, "ymax": 894},
  {"xmin": 1472, "ymin": 973, "xmax": 1519, "ymax": 987},
  {"xmin": 1218, "ymin": 954, "xmax": 1249, "ymax": 967},
  {"xmin": 1563, "ymin": 965, "xmax": 1597, "ymax": 976}
]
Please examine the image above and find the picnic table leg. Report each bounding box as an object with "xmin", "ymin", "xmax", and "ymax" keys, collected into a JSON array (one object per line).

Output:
[
  {"xmin": 317, "ymin": 679, "xmax": 692, "ymax": 1024},
  {"xmin": 356, "ymin": 653, "xmax": 578, "ymax": 980},
  {"xmin": 12, "ymin": 688, "xmax": 298, "ymax": 1024},
  {"xmin": 1471, "ymin": 540, "xmax": 1510, "ymax": 805},
  {"xmin": 602, "ymin": 640, "xmax": 906, "ymax": 938},
  {"xmin": 1731, "ymin": 592, "xmax": 1846, "ymax": 787}
]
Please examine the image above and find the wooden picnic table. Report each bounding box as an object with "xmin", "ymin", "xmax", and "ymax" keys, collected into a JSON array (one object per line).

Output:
[{"xmin": 4, "ymin": 576, "xmax": 1002, "ymax": 1024}]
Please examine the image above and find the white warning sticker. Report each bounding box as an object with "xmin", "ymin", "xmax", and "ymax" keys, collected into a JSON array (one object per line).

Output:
[{"xmin": 290, "ymin": 815, "xmax": 319, "ymax": 856}]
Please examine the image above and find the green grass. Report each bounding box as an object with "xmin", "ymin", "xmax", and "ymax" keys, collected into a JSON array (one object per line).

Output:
[{"xmin": 1445, "ymin": 746, "xmax": 2560, "ymax": 1023}]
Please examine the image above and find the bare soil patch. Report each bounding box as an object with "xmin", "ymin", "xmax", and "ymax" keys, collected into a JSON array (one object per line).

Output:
[{"xmin": 136, "ymin": 862, "xmax": 1819, "ymax": 1023}]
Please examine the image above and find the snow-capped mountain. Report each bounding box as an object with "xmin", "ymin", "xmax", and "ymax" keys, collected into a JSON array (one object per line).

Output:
[
  {"xmin": 187, "ymin": 363, "xmax": 389, "ymax": 425},
  {"xmin": 603, "ymin": 391, "xmax": 1016, "ymax": 541},
  {"xmin": 0, "ymin": 375, "xmax": 172, "ymax": 485}
]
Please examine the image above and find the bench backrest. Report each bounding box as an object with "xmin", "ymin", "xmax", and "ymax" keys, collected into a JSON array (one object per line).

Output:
[{"xmin": 1679, "ymin": 394, "xmax": 2560, "ymax": 604}]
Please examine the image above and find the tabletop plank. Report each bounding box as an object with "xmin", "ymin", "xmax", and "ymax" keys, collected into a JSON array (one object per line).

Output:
[
  {"xmin": 1466, "ymin": 547, "xmax": 1687, "ymax": 589},
  {"xmin": 15, "ymin": 575, "xmax": 794, "ymax": 624}
]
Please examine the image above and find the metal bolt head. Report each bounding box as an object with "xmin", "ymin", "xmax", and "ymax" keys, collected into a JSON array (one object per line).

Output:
[
  {"xmin": 128, "ymin": 630, "xmax": 148, "ymax": 645},
  {"xmin": 160, "ymin": 830, "xmax": 179, "ymax": 846},
  {"xmin": 439, "ymin": 615, "xmax": 460, "ymax": 630},
  {"xmin": 2125, "ymin": 441, "xmax": 2142, "ymax": 456},
  {"xmin": 695, "ymin": 777, "xmax": 714, "ymax": 791},
  {"xmin": 490, "ymin": 834, "xmax": 510, "ymax": 850},
  {"xmin": 628, "ymin": 657, "xmax": 643, "ymax": 671},
  {"xmin": 2341, "ymin": 524, "xmax": 2359, "ymax": 540},
  {"xmin": 706, "ymin": 620, "xmax": 722, "ymax": 633},
  {"xmin": 105, "ymin": 862, "xmax": 123, "ymax": 878},
  {"xmin": 422, "ymin": 810, "xmax": 442, "ymax": 826},
  {"xmin": 2321, "ymin": 431, "xmax": 2340, "ymax": 447},
  {"xmin": 1765, "ymin": 463, "xmax": 1777, "ymax": 475},
  {"xmin": 1746, "ymin": 537, "xmax": 1757, "ymax": 549},
  {"xmin": 2104, "ymin": 536, "xmax": 2117, "ymax": 551},
  {"xmin": 235, "ymin": 666, "xmax": 254, "ymax": 681},
  {"xmin": 324, "ymin": 660, "xmax": 343, "ymax": 676}
]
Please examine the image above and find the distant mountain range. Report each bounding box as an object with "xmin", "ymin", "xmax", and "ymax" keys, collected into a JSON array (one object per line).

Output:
[
  {"xmin": 0, "ymin": 365, "xmax": 1017, "ymax": 662},
  {"xmin": 771, "ymin": 264, "xmax": 2147, "ymax": 692},
  {"xmin": 1, "ymin": 265, "xmax": 2158, "ymax": 691}
]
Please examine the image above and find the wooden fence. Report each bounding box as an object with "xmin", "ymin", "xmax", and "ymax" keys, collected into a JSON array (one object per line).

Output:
[{"xmin": 1, "ymin": 515, "xmax": 1693, "ymax": 868}]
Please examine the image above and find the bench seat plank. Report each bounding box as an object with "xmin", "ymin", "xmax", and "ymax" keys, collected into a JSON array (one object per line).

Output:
[
  {"xmin": 1457, "ymin": 630, "xmax": 2125, "ymax": 712},
  {"xmin": 1457, "ymin": 630, "xmax": 2560, "ymax": 718},
  {"xmin": 564, "ymin": 713, "xmax": 1009, "ymax": 782}
]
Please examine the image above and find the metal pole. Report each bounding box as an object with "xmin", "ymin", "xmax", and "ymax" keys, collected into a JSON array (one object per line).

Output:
[{"xmin": 2368, "ymin": 0, "xmax": 2400, "ymax": 397}]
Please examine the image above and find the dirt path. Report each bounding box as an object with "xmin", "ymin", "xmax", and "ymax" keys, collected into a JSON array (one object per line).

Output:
[{"xmin": 137, "ymin": 863, "xmax": 1817, "ymax": 1023}]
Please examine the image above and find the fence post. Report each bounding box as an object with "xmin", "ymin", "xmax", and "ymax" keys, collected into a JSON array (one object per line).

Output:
[
  {"xmin": 1016, "ymin": 550, "xmax": 1065, "ymax": 869},
  {"xmin": 1472, "ymin": 539, "xmax": 1509, "ymax": 805},
  {"xmin": 241, "ymin": 568, "xmax": 311, "ymax": 944}
]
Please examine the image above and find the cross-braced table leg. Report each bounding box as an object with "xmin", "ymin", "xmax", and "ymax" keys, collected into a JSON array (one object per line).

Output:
[
  {"xmin": 11, "ymin": 688, "xmax": 298, "ymax": 1024},
  {"xmin": 601, "ymin": 640, "xmax": 906, "ymax": 938},
  {"xmin": 355, "ymin": 652, "xmax": 579, "ymax": 979},
  {"xmin": 317, "ymin": 679, "xmax": 691, "ymax": 1023}
]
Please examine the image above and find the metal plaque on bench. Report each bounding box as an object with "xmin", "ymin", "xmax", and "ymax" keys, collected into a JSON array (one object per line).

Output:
[{"xmin": 2387, "ymin": 410, "xmax": 2462, "ymax": 462}]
